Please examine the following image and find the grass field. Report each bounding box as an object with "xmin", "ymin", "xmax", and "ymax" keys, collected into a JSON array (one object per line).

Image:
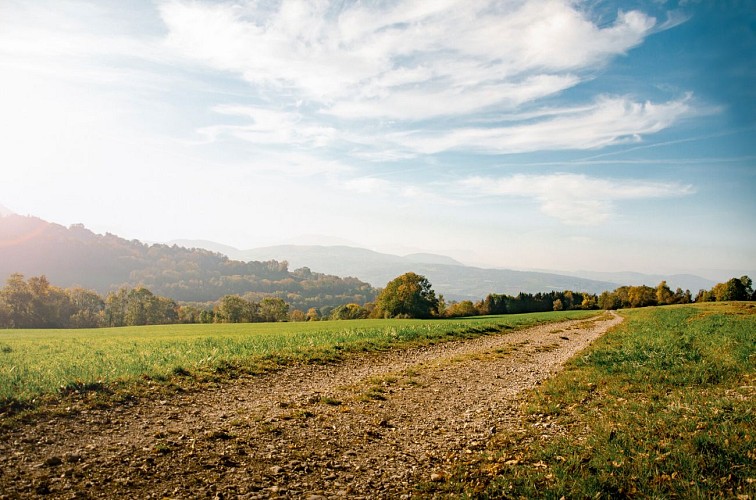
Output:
[
  {"xmin": 438, "ymin": 302, "xmax": 756, "ymax": 498},
  {"xmin": 0, "ymin": 310, "xmax": 597, "ymax": 410}
]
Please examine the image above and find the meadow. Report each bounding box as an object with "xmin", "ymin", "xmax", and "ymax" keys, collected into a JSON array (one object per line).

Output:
[
  {"xmin": 438, "ymin": 302, "xmax": 755, "ymax": 498},
  {"xmin": 0, "ymin": 310, "xmax": 596, "ymax": 409}
]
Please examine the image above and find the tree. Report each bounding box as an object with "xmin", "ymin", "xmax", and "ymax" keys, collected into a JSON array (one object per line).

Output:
[
  {"xmin": 581, "ymin": 293, "xmax": 597, "ymax": 309},
  {"xmin": 289, "ymin": 309, "xmax": 307, "ymax": 322},
  {"xmin": 259, "ymin": 297, "xmax": 289, "ymax": 322},
  {"xmin": 105, "ymin": 288, "xmax": 129, "ymax": 326},
  {"xmin": 628, "ymin": 286, "xmax": 657, "ymax": 308},
  {"xmin": 445, "ymin": 300, "xmax": 478, "ymax": 318},
  {"xmin": 655, "ymin": 281, "xmax": 674, "ymax": 305},
  {"xmin": 215, "ymin": 295, "xmax": 256, "ymax": 323},
  {"xmin": 67, "ymin": 287, "xmax": 105, "ymax": 328},
  {"xmin": 330, "ymin": 303, "xmax": 368, "ymax": 320},
  {"xmin": 712, "ymin": 277, "xmax": 750, "ymax": 301},
  {"xmin": 2, "ymin": 273, "xmax": 33, "ymax": 328},
  {"xmin": 374, "ymin": 273, "xmax": 439, "ymax": 319},
  {"xmin": 306, "ymin": 307, "xmax": 320, "ymax": 321}
]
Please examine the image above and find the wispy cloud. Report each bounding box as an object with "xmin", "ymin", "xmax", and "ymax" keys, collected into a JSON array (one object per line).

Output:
[
  {"xmin": 391, "ymin": 95, "xmax": 693, "ymax": 154},
  {"xmin": 460, "ymin": 173, "xmax": 695, "ymax": 225},
  {"xmin": 160, "ymin": 0, "xmax": 660, "ymax": 123},
  {"xmin": 198, "ymin": 105, "xmax": 337, "ymax": 147}
]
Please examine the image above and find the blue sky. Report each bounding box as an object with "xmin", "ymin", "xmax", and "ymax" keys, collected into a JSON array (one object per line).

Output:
[{"xmin": 0, "ymin": 0, "xmax": 754, "ymax": 279}]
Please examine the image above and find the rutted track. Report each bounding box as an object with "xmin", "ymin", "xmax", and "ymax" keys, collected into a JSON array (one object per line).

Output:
[{"xmin": 0, "ymin": 312, "xmax": 622, "ymax": 499}]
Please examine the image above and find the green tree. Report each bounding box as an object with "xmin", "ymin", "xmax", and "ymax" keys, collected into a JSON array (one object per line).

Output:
[
  {"xmin": 66, "ymin": 287, "xmax": 105, "ymax": 328},
  {"xmin": 125, "ymin": 287, "xmax": 154, "ymax": 326},
  {"xmin": 105, "ymin": 288, "xmax": 129, "ymax": 326},
  {"xmin": 655, "ymin": 281, "xmax": 674, "ymax": 305},
  {"xmin": 374, "ymin": 272, "xmax": 439, "ymax": 319},
  {"xmin": 0, "ymin": 296, "xmax": 10, "ymax": 328},
  {"xmin": 2, "ymin": 273, "xmax": 33, "ymax": 328},
  {"xmin": 712, "ymin": 277, "xmax": 751, "ymax": 301},
  {"xmin": 216, "ymin": 295, "xmax": 256, "ymax": 323},
  {"xmin": 598, "ymin": 290, "xmax": 621, "ymax": 310},
  {"xmin": 259, "ymin": 297, "xmax": 289, "ymax": 322},
  {"xmin": 628, "ymin": 285, "xmax": 657, "ymax": 308}
]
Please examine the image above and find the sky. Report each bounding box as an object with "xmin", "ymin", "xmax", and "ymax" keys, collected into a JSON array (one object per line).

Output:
[{"xmin": 0, "ymin": 0, "xmax": 754, "ymax": 280}]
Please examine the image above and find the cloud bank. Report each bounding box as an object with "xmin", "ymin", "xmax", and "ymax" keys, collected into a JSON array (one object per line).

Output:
[
  {"xmin": 158, "ymin": 0, "xmax": 689, "ymax": 156},
  {"xmin": 461, "ymin": 173, "xmax": 695, "ymax": 225}
]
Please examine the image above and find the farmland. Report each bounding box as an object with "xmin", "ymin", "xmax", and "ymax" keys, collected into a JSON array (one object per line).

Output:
[
  {"xmin": 0, "ymin": 310, "xmax": 596, "ymax": 408},
  {"xmin": 0, "ymin": 304, "xmax": 753, "ymax": 498}
]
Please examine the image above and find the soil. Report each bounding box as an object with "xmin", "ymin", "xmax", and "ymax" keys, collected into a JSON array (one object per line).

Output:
[{"xmin": 0, "ymin": 312, "xmax": 622, "ymax": 499}]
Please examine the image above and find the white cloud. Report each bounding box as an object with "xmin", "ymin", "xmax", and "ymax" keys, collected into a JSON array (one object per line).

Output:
[
  {"xmin": 159, "ymin": 0, "xmax": 658, "ymax": 121},
  {"xmin": 198, "ymin": 105, "xmax": 337, "ymax": 147},
  {"xmin": 393, "ymin": 95, "xmax": 692, "ymax": 154},
  {"xmin": 338, "ymin": 177, "xmax": 392, "ymax": 195},
  {"xmin": 461, "ymin": 173, "xmax": 695, "ymax": 225}
]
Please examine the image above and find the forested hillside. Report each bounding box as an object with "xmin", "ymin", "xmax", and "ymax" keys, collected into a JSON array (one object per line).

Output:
[
  {"xmin": 182, "ymin": 242, "xmax": 620, "ymax": 299},
  {"xmin": 0, "ymin": 215, "xmax": 375, "ymax": 309}
]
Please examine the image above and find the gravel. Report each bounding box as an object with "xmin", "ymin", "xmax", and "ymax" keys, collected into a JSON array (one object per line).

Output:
[{"xmin": 0, "ymin": 312, "xmax": 622, "ymax": 499}]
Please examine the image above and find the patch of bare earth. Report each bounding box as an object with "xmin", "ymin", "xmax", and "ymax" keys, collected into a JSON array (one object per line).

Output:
[{"xmin": 0, "ymin": 313, "xmax": 622, "ymax": 499}]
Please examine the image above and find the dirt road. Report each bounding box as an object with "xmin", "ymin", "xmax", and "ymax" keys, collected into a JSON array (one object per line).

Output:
[{"xmin": 0, "ymin": 312, "xmax": 621, "ymax": 499}]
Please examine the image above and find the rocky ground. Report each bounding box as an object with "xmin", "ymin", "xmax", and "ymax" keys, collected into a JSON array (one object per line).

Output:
[{"xmin": 0, "ymin": 312, "xmax": 622, "ymax": 499}]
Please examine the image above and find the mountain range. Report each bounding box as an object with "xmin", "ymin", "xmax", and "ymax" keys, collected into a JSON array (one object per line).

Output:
[
  {"xmin": 0, "ymin": 214, "xmax": 375, "ymax": 310},
  {"xmin": 169, "ymin": 240, "xmax": 716, "ymax": 299},
  {"xmin": 0, "ymin": 210, "xmax": 717, "ymax": 306}
]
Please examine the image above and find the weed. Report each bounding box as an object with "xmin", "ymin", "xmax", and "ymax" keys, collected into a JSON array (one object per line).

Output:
[
  {"xmin": 152, "ymin": 441, "xmax": 171, "ymax": 455},
  {"xmin": 319, "ymin": 396, "xmax": 342, "ymax": 406},
  {"xmin": 361, "ymin": 387, "xmax": 387, "ymax": 401}
]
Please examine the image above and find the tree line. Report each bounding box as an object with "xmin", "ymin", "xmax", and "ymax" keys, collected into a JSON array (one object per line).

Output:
[
  {"xmin": 369, "ymin": 273, "xmax": 755, "ymax": 319},
  {"xmin": 0, "ymin": 272, "xmax": 753, "ymax": 328},
  {"xmin": 0, "ymin": 273, "xmax": 294, "ymax": 328}
]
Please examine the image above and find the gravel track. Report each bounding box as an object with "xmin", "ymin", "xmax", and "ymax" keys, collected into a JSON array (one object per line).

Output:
[{"xmin": 0, "ymin": 312, "xmax": 622, "ymax": 499}]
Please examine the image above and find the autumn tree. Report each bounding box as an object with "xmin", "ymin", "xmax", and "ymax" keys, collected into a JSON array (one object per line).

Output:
[
  {"xmin": 374, "ymin": 273, "xmax": 439, "ymax": 319},
  {"xmin": 444, "ymin": 300, "xmax": 478, "ymax": 318},
  {"xmin": 330, "ymin": 303, "xmax": 368, "ymax": 320},
  {"xmin": 306, "ymin": 307, "xmax": 320, "ymax": 321},
  {"xmin": 655, "ymin": 281, "xmax": 674, "ymax": 305}
]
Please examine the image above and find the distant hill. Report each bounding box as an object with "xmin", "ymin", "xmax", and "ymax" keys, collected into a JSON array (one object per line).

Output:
[
  {"xmin": 2, "ymin": 215, "xmax": 715, "ymax": 308},
  {"xmin": 170, "ymin": 241, "xmax": 620, "ymax": 300},
  {"xmin": 172, "ymin": 240, "xmax": 721, "ymax": 300},
  {"xmin": 554, "ymin": 270, "xmax": 716, "ymax": 294},
  {"xmin": 0, "ymin": 215, "xmax": 375, "ymax": 310}
]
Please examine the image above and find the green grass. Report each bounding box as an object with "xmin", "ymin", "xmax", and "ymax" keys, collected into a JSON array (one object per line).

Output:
[
  {"xmin": 436, "ymin": 303, "xmax": 756, "ymax": 499},
  {"xmin": 0, "ymin": 310, "xmax": 596, "ymax": 411}
]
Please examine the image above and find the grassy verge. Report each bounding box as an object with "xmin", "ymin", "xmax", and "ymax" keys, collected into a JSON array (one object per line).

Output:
[
  {"xmin": 0, "ymin": 310, "xmax": 596, "ymax": 414},
  {"xmin": 435, "ymin": 302, "xmax": 755, "ymax": 498}
]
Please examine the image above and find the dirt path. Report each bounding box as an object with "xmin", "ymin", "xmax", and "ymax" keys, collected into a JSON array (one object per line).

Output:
[{"xmin": 0, "ymin": 312, "xmax": 622, "ymax": 499}]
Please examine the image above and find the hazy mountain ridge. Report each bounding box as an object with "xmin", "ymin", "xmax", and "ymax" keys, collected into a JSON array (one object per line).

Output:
[
  {"xmin": 172, "ymin": 240, "xmax": 721, "ymax": 300},
  {"xmin": 0, "ymin": 215, "xmax": 719, "ymax": 307},
  {"xmin": 170, "ymin": 240, "xmax": 620, "ymax": 300},
  {"xmin": 0, "ymin": 215, "xmax": 375, "ymax": 310},
  {"xmin": 557, "ymin": 270, "xmax": 716, "ymax": 294}
]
